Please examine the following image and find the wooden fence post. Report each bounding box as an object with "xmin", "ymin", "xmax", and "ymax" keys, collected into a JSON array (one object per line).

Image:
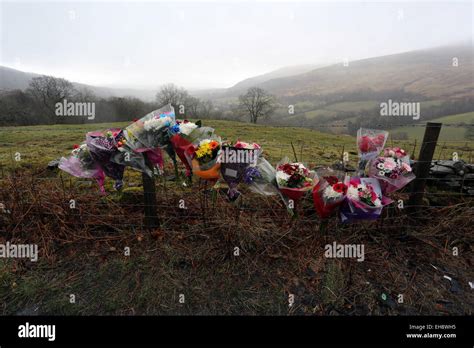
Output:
[
  {"xmin": 142, "ymin": 153, "xmax": 160, "ymax": 229},
  {"xmin": 408, "ymin": 122, "xmax": 442, "ymax": 211}
]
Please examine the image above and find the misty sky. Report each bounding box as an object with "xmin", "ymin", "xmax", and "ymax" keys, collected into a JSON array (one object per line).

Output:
[{"xmin": 0, "ymin": 0, "xmax": 472, "ymax": 89}]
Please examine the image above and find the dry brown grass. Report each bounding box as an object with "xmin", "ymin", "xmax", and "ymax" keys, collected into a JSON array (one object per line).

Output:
[{"xmin": 0, "ymin": 167, "xmax": 473, "ymax": 315}]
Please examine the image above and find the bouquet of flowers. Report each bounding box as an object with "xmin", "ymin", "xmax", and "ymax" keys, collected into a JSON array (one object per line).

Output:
[
  {"xmin": 186, "ymin": 135, "xmax": 222, "ymax": 180},
  {"xmin": 312, "ymin": 169, "xmax": 347, "ymax": 219},
  {"xmin": 339, "ymin": 177, "xmax": 391, "ymax": 222},
  {"xmin": 243, "ymin": 156, "xmax": 293, "ymax": 210},
  {"xmin": 117, "ymin": 106, "xmax": 175, "ymax": 175},
  {"xmin": 275, "ymin": 158, "xmax": 317, "ymax": 202},
  {"xmin": 356, "ymin": 128, "xmax": 388, "ymax": 176},
  {"xmin": 368, "ymin": 147, "xmax": 415, "ymax": 194},
  {"xmin": 169, "ymin": 120, "xmax": 209, "ymax": 178},
  {"xmin": 111, "ymin": 142, "xmax": 157, "ymax": 177},
  {"xmin": 123, "ymin": 104, "xmax": 175, "ymax": 151},
  {"xmin": 58, "ymin": 143, "xmax": 106, "ymax": 192},
  {"xmin": 220, "ymin": 141, "xmax": 262, "ymax": 200},
  {"xmin": 244, "ymin": 157, "xmax": 278, "ymax": 195},
  {"xmin": 86, "ymin": 128, "xmax": 126, "ymax": 190}
]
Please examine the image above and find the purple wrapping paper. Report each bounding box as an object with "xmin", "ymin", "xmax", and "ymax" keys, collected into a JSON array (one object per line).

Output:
[
  {"xmin": 339, "ymin": 203, "xmax": 383, "ymax": 222},
  {"xmin": 86, "ymin": 129, "xmax": 125, "ymax": 190},
  {"xmin": 339, "ymin": 177, "xmax": 392, "ymax": 223}
]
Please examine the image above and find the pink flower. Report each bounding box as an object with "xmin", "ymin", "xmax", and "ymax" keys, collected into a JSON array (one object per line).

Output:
[
  {"xmin": 383, "ymin": 158, "xmax": 396, "ymax": 170},
  {"xmin": 401, "ymin": 162, "xmax": 412, "ymax": 172},
  {"xmin": 370, "ymin": 190, "xmax": 377, "ymax": 201}
]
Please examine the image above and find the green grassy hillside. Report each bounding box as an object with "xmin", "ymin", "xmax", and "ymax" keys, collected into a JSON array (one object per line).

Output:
[
  {"xmin": 0, "ymin": 119, "xmax": 471, "ymax": 174},
  {"xmin": 0, "ymin": 120, "xmax": 354, "ymax": 170},
  {"xmin": 393, "ymin": 111, "xmax": 474, "ymax": 141}
]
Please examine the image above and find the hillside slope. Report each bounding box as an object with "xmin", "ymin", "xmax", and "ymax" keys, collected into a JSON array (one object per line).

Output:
[
  {"xmin": 0, "ymin": 66, "xmax": 156, "ymax": 100},
  {"xmin": 254, "ymin": 45, "xmax": 474, "ymax": 99},
  {"xmin": 205, "ymin": 44, "xmax": 473, "ymax": 101}
]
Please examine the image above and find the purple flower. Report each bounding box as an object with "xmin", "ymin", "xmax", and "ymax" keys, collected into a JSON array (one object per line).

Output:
[{"xmin": 243, "ymin": 167, "xmax": 261, "ymax": 184}]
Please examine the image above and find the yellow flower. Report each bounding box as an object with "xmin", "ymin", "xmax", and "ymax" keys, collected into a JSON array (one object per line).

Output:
[{"xmin": 196, "ymin": 142, "xmax": 215, "ymax": 159}]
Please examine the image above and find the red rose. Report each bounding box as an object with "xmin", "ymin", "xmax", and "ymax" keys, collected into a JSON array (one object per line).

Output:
[
  {"xmin": 358, "ymin": 136, "xmax": 370, "ymax": 152},
  {"xmin": 325, "ymin": 176, "xmax": 339, "ymax": 185},
  {"xmin": 333, "ymin": 182, "xmax": 347, "ymax": 194},
  {"xmin": 278, "ymin": 163, "xmax": 298, "ymax": 175},
  {"xmin": 73, "ymin": 144, "xmax": 79, "ymax": 149},
  {"xmin": 370, "ymin": 191, "xmax": 377, "ymax": 201},
  {"xmin": 374, "ymin": 134, "xmax": 385, "ymax": 146}
]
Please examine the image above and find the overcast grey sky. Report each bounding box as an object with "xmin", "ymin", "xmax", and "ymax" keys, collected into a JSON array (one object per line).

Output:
[{"xmin": 0, "ymin": 0, "xmax": 472, "ymax": 89}]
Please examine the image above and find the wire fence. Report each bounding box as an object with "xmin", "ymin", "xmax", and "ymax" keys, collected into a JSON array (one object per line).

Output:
[{"xmin": 0, "ymin": 122, "xmax": 473, "ymax": 235}]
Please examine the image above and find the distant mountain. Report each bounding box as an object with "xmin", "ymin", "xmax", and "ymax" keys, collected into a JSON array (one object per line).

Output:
[
  {"xmin": 191, "ymin": 64, "xmax": 327, "ymax": 100},
  {"xmin": 0, "ymin": 66, "xmax": 157, "ymax": 101},
  {"xmin": 228, "ymin": 64, "xmax": 326, "ymax": 92},
  {"xmin": 228, "ymin": 44, "xmax": 474, "ymax": 100},
  {"xmin": 2, "ymin": 44, "xmax": 472, "ymax": 104},
  {"xmin": 0, "ymin": 66, "xmax": 41, "ymax": 91}
]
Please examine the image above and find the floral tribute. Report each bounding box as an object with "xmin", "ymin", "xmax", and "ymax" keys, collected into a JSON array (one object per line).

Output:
[
  {"xmin": 57, "ymin": 113, "xmax": 415, "ymax": 224},
  {"xmin": 276, "ymin": 158, "xmax": 316, "ymax": 202}
]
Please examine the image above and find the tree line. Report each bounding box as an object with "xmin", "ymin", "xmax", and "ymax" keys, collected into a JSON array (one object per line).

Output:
[
  {"xmin": 0, "ymin": 75, "xmax": 277, "ymax": 126},
  {"xmin": 0, "ymin": 77, "xmax": 219, "ymax": 126}
]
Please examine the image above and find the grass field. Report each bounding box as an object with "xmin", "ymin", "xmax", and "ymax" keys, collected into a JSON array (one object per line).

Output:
[
  {"xmin": 1, "ymin": 119, "xmax": 471, "ymax": 171},
  {"xmin": 0, "ymin": 120, "xmax": 354, "ymax": 171},
  {"xmin": 0, "ymin": 120, "xmax": 473, "ymax": 315},
  {"xmin": 393, "ymin": 111, "xmax": 474, "ymax": 142}
]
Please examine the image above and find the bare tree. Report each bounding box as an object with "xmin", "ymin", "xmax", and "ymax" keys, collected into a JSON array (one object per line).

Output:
[
  {"xmin": 155, "ymin": 83, "xmax": 189, "ymax": 115},
  {"xmin": 26, "ymin": 76, "xmax": 76, "ymax": 122},
  {"xmin": 0, "ymin": 90, "xmax": 37, "ymax": 125},
  {"xmin": 238, "ymin": 87, "xmax": 276, "ymax": 124},
  {"xmin": 74, "ymin": 86, "xmax": 96, "ymax": 102},
  {"xmin": 198, "ymin": 99, "xmax": 214, "ymax": 119},
  {"xmin": 185, "ymin": 96, "xmax": 200, "ymax": 118}
]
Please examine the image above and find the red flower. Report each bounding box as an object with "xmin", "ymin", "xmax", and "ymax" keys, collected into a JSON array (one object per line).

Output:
[
  {"xmin": 358, "ymin": 136, "xmax": 370, "ymax": 152},
  {"xmin": 374, "ymin": 134, "xmax": 385, "ymax": 146},
  {"xmin": 278, "ymin": 163, "xmax": 298, "ymax": 175},
  {"xmin": 73, "ymin": 144, "xmax": 79, "ymax": 149},
  {"xmin": 359, "ymin": 134, "xmax": 385, "ymax": 153},
  {"xmin": 333, "ymin": 182, "xmax": 347, "ymax": 194},
  {"xmin": 370, "ymin": 191, "xmax": 377, "ymax": 201},
  {"xmin": 132, "ymin": 118, "xmax": 138, "ymax": 122},
  {"xmin": 395, "ymin": 148, "xmax": 406, "ymax": 157}
]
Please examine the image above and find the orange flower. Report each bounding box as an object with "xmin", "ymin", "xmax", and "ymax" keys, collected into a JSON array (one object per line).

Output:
[{"xmin": 210, "ymin": 141, "xmax": 219, "ymax": 150}]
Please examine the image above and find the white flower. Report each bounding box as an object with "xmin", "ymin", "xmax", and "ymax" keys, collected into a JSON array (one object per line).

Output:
[
  {"xmin": 346, "ymin": 185, "xmax": 360, "ymax": 200},
  {"xmin": 276, "ymin": 170, "xmax": 291, "ymax": 185},
  {"xmin": 179, "ymin": 122, "xmax": 198, "ymax": 136},
  {"xmin": 72, "ymin": 144, "xmax": 87, "ymax": 156},
  {"xmin": 323, "ymin": 185, "xmax": 343, "ymax": 199},
  {"xmin": 199, "ymin": 139, "xmax": 211, "ymax": 147},
  {"xmin": 143, "ymin": 116, "xmax": 172, "ymax": 131},
  {"xmin": 296, "ymin": 163, "xmax": 307, "ymax": 171}
]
